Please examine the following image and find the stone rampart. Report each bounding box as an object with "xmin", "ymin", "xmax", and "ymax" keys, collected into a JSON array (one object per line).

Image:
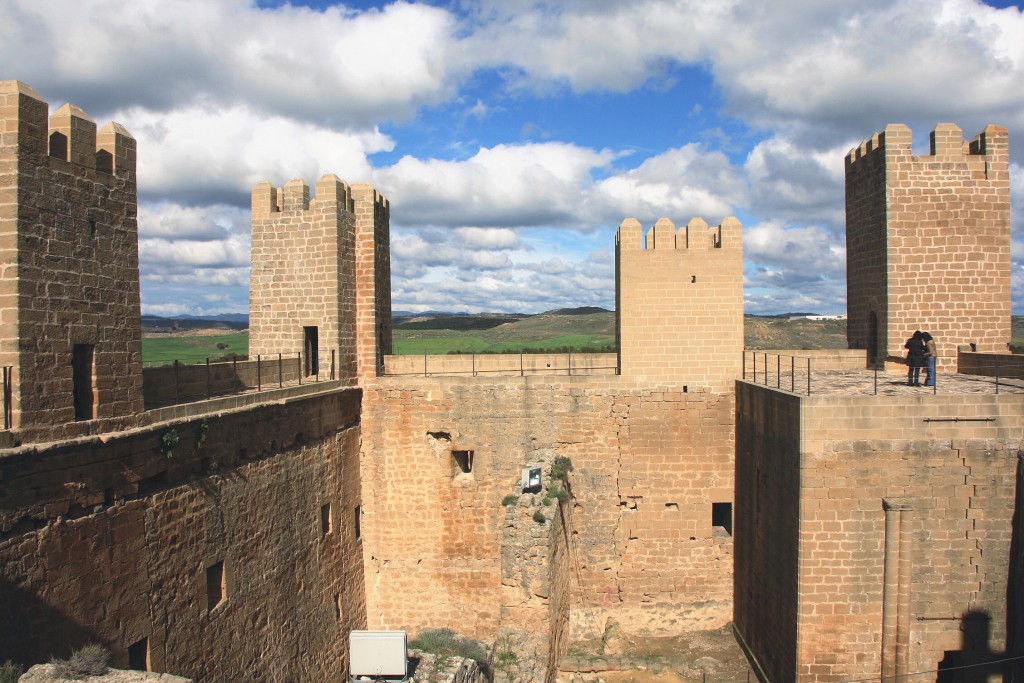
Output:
[
  {"xmin": 846, "ymin": 124, "xmax": 1011, "ymax": 367},
  {"xmin": 382, "ymin": 352, "xmax": 618, "ymax": 377},
  {"xmin": 0, "ymin": 387, "xmax": 365, "ymax": 680},
  {"xmin": 735, "ymin": 381, "xmax": 1023, "ymax": 683},
  {"xmin": 957, "ymin": 350, "xmax": 1024, "ymax": 380},
  {"xmin": 359, "ymin": 375, "xmax": 735, "ymax": 647}
]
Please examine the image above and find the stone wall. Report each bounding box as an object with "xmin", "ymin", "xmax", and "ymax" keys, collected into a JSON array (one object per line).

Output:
[
  {"xmin": 351, "ymin": 183, "xmax": 392, "ymax": 380},
  {"xmin": 846, "ymin": 124, "xmax": 1011, "ymax": 367},
  {"xmin": 735, "ymin": 381, "xmax": 1023, "ymax": 683},
  {"xmin": 616, "ymin": 217, "xmax": 743, "ymax": 392},
  {"xmin": 0, "ymin": 388, "xmax": 366, "ymax": 681},
  {"xmin": 0, "ymin": 81, "xmax": 143, "ymax": 440},
  {"xmin": 358, "ymin": 376, "xmax": 735, "ymax": 650},
  {"xmin": 957, "ymin": 350, "xmax": 1024, "ymax": 380},
  {"xmin": 250, "ymin": 175, "xmax": 358, "ymax": 383},
  {"xmin": 383, "ymin": 353, "xmax": 618, "ymax": 377}
]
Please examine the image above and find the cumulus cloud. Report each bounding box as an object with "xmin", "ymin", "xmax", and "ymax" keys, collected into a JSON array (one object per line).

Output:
[
  {"xmin": 124, "ymin": 105, "xmax": 392, "ymax": 206},
  {"xmin": 0, "ymin": 0, "xmax": 459, "ymax": 125},
  {"xmin": 377, "ymin": 142, "xmax": 618, "ymax": 228}
]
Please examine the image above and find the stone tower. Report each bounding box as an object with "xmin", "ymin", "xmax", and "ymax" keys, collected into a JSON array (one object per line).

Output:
[
  {"xmin": 249, "ymin": 175, "xmax": 391, "ymax": 384},
  {"xmin": 615, "ymin": 216, "xmax": 744, "ymax": 393},
  {"xmin": 845, "ymin": 123, "xmax": 1010, "ymax": 369},
  {"xmin": 0, "ymin": 80, "xmax": 143, "ymax": 439}
]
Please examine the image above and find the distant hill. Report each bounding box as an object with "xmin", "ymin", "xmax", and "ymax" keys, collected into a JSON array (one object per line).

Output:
[{"xmin": 142, "ymin": 313, "xmax": 249, "ymax": 333}]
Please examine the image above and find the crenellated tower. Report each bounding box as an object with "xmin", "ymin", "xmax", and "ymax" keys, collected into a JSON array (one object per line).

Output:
[
  {"xmin": 250, "ymin": 175, "xmax": 391, "ymax": 384},
  {"xmin": 0, "ymin": 80, "xmax": 143, "ymax": 438},
  {"xmin": 846, "ymin": 123, "xmax": 1011, "ymax": 369},
  {"xmin": 615, "ymin": 216, "xmax": 744, "ymax": 392}
]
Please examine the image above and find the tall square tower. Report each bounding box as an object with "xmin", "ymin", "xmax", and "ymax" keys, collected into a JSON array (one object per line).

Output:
[
  {"xmin": 615, "ymin": 216, "xmax": 744, "ymax": 393},
  {"xmin": 845, "ymin": 124, "xmax": 1010, "ymax": 368},
  {"xmin": 0, "ymin": 81, "xmax": 143, "ymax": 438}
]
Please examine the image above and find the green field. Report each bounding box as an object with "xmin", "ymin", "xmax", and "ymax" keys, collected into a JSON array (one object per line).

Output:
[
  {"xmin": 391, "ymin": 334, "xmax": 616, "ymax": 355},
  {"xmin": 142, "ymin": 332, "xmax": 249, "ymax": 366}
]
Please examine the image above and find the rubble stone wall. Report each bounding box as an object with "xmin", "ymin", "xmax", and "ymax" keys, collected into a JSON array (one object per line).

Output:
[{"xmin": 359, "ymin": 376, "xmax": 735, "ymax": 645}]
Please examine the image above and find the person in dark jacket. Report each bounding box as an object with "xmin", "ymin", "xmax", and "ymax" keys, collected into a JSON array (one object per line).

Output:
[
  {"xmin": 922, "ymin": 332, "xmax": 937, "ymax": 387},
  {"xmin": 904, "ymin": 330, "xmax": 925, "ymax": 386}
]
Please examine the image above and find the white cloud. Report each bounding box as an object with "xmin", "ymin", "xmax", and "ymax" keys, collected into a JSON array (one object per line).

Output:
[
  {"xmin": 377, "ymin": 142, "xmax": 617, "ymax": 228},
  {"xmin": 124, "ymin": 105, "xmax": 392, "ymax": 205},
  {"xmin": 0, "ymin": 0, "xmax": 460, "ymax": 124}
]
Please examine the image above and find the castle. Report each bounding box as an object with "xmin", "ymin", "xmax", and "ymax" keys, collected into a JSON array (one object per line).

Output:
[{"xmin": 0, "ymin": 80, "xmax": 1021, "ymax": 683}]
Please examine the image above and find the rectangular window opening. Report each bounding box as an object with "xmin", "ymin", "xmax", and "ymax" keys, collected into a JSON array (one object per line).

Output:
[
  {"xmin": 304, "ymin": 326, "xmax": 319, "ymax": 376},
  {"xmin": 334, "ymin": 593, "xmax": 343, "ymax": 622},
  {"xmin": 206, "ymin": 560, "xmax": 226, "ymax": 612},
  {"xmin": 451, "ymin": 449, "xmax": 474, "ymax": 475},
  {"xmin": 128, "ymin": 637, "xmax": 149, "ymax": 672},
  {"xmin": 72, "ymin": 344, "xmax": 95, "ymax": 421},
  {"xmin": 321, "ymin": 502, "xmax": 333, "ymax": 536},
  {"xmin": 354, "ymin": 505, "xmax": 361, "ymax": 541},
  {"xmin": 712, "ymin": 502, "xmax": 733, "ymax": 537}
]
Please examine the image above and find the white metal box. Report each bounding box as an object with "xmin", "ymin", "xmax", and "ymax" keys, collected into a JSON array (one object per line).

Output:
[{"xmin": 349, "ymin": 630, "xmax": 408, "ymax": 679}]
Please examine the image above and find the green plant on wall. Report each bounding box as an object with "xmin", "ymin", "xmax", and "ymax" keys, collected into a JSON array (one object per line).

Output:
[
  {"xmin": 501, "ymin": 494, "xmax": 519, "ymax": 507},
  {"xmin": 551, "ymin": 456, "xmax": 573, "ymax": 481},
  {"xmin": 194, "ymin": 417, "xmax": 209, "ymax": 450},
  {"xmin": 533, "ymin": 509, "xmax": 547, "ymax": 524},
  {"xmin": 160, "ymin": 429, "xmax": 180, "ymax": 459},
  {"xmin": 0, "ymin": 660, "xmax": 22, "ymax": 683}
]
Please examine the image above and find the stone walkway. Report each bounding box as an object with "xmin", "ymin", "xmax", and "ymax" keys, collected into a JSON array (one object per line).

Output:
[{"xmin": 744, "ymin": 368, "xmax": 1024, "ymax": 397}]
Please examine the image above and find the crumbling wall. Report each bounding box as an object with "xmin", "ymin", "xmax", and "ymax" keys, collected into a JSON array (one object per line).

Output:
[
  {"xmin": 359, "ymin": 376, "xmax": 735, "ymax": 647},
  {"xmin": 0, "ymin": 388, "xmax": 365, "ymax": 681}
]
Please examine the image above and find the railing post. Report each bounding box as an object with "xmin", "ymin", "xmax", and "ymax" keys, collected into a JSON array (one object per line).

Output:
[
  {"xmin": 790, "ymin": 356, "xmax": 795, "ymax": 392},
  {"xmin": 278, "ymin": 353, "xmax": 283, "ymax": 388},
  {"xmin": 743, "ymin": 350, "xmax": 746, "ymax": 380},
  {"xmin": 316, "ymin": 352, "xmax": 320, "ymax": 383},
  {"xmin": 424, "ymin": 353, "xmax": 428, "ymax": 377},
  {"xmin": 753, "ymin": 353, "xmax": 757, "ymax": 384},
  {"xmin": 874, "ymin": 366, "xmax": 878, "ymax": 395},
  {"xmin": 297, "ymin": 351, "xmax": 302, "ymax": 385},
  {"xmin": 996, "ymin": 373, "xmax": 1000, "ymax": 395},
  {"xmin": 2, "ymin": 366, "xmax": 11, "ymax": 429},
  {"xmin": 257, "ymin": 354, "xmax": 262, "ymax": 392},
  {"xmin": 206, "ymin": 358, "xmax": 211, "ymax": 400},
  {"xmin": 807, "ymin": 357, "xmax": 811, "ymax": 395},
  {"xmin": 232, "ymin": 355, "xmax": 238, "ymax": 393},
  {"xmin": 776, "ymin": 354, "xmax": 780, "ymax": 388},
  {"xmin": 472, "ymin": 352, "xmax": 476, "ymax": 377},
  {"xmin": 174, "ymin": 359, "xmax": 180, "ymax": 404},
  {"xmin": 331, "ymin": 349, "xmax": 336, "ymax": 380},
  {"xmin": 520, "ymin": 353, "xmax": 524, "ymax": 377},
  {"xmin": 568, "ymin": 351, "xmax": 572, "ymax": 376}
]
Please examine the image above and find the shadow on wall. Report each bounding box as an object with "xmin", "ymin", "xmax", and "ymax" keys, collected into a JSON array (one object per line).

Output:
[
  {"xmin": 0, "ymin": 578, "xmax": 104, "ymax": 669},
  {"xmin": 936, "ymin": 611, "xmax": 1010, "ymax": 683}
]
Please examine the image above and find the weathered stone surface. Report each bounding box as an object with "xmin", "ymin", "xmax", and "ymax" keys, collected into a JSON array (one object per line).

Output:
[{"xmin": 20, "ymin": 663, "xmax": 191, "ymax": 682}]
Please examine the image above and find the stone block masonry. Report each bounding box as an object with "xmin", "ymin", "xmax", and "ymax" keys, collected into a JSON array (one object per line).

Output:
[
  {"xmin": 0, "ymin": 81, "xmax": 143, "ymax": 441},
  {"xmin": 616, "ymin": 217, "xmax": 743, "ymax": 393},
  {"xmin": 359, "ymin": 375, "xmax": 735, "ymax": 648},
  {"xmin": 0, "ymin": 388, "xmax": 366, "ymax": 681},
  {"xmin": 735, "ymin": 381, "xmax": 1023, "ymax": 683},
  {"xmin": 846, "ymin": 124, "xmax": 1011, "ymax": 368},
  {"xmin": 250, "ymin": 176, "xmax": 391, "ymax": 385}
]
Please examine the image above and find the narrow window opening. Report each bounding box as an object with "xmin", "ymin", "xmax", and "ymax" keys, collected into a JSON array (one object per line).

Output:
[
  {"xmin": 48, "ymin": 132, "xmax": 68, "ymax": 160},
  {"xmin": 206, "ymin": 560, "xmax": 225, "ymax": 612},
  {"xmin": 321, "ymin": 502, "xmax": 333, "ymax": 536},
  {"xmin": 451, "ymin": 449, "xmax": 474, "ymax": 475},
  {"xmin": 72, "ymin": 344, "xmax": 95, "ymax": 421},
  {"xmin": 354, "ymin": 505, "xmax": 361, "ymax": 540},
  {"xmin": 691, "ymin": 275, "xmax": 697, "ymax": 283},
  {"xmin": 712, "ymin": 502, "xmax": 733, "ymax": 537},
  {"xmin": 304, "ymin": 326, "xmax": 319, "ymax": 376},
  {"xmin": 95, "ymin": 149, "xmax": 113, "ymax": 175},
  {"xmin": 88, "ymin": 218, "xmax": 97, "ymax": 237},
  {"xmin": 128, "ymin": 637, "xmax": 149, "ymax": 671},
  {"xmin": 334, "ymin": 593, "xmax": 343, "ymax": 622}
]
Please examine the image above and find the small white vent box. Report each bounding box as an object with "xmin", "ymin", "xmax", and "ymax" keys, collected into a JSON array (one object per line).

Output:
[
  {"xmin": 522, "ymin": 467, "xmax": 542, "ymax": 492},
  {"xmin": 349, "ymin": 630, "xmax": 407, "ymax": 679}
]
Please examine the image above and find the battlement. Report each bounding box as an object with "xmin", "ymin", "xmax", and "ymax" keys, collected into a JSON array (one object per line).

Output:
[
  {"xmin": 846, "ymin": 122, "xmax": 1008, "ymax": 174},
  {"xmin": 0, "ymin": 80, "xmax": 135, "ymax": 175},
  {"xmin": 251, "ymin": 174, "xmax": 357, "ymax": 217},
  {"xmin": 616, "ymin": 216, "xmax": 742, "ymax": 251}
]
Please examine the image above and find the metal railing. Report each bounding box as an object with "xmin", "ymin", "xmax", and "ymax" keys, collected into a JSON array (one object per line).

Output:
[
  {"xmin": 383, "ymin": 351, "xmax": 620, "ymax": 377},
  {"xmin": 2, "ymin": 366, "xmax": 11, "ymax": 429},
  {"xmin": 143, "ymin": 350, "xmax": 339, "ymax": 408}
]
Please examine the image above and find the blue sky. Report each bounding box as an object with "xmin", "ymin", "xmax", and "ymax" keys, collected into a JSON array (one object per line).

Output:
[{"xmin": 3, "ymin": 0, "xmax": 1024, "ymax": 315}]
